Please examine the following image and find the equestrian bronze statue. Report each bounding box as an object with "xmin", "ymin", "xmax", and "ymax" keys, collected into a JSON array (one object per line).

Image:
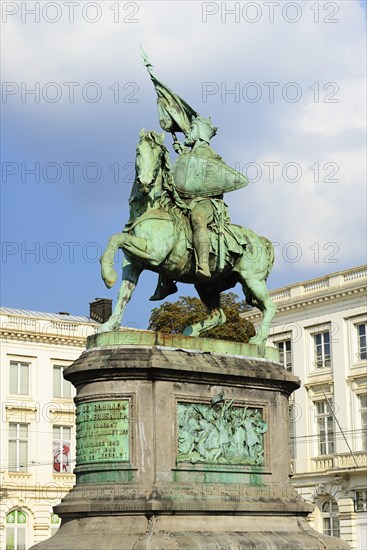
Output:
[{"xmin": 99, "ymin": 50, "xmax": 276, "ymax": 345}]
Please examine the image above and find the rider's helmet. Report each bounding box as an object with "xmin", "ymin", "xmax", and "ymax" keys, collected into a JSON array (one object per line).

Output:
[{"xmin": 191, "ymin": 116, "xmax": 218, "ymax": 144}]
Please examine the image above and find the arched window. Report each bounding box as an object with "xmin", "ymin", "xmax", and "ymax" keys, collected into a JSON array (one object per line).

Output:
[
  {"xmin": 6, "ymin": 510, "xmax": 27, "ymax": 550},
  {"xmin": 322, "ymin": 498, "xmax": 340, "ymax": 538}
]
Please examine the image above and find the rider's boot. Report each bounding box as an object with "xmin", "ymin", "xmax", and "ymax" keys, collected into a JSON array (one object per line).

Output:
[
  {"xmin": 193, "ymin": 228, "xmax": 211, "ymax": 280},
  {"xmin": 149, "ymin": 275, "xmax": 178, "ymax": 301},
  {"xmin": 191, "ymin": 203, "xmax": 213, "ymax": 280},
  {"xmin": 196, "ymin": 241, "xmax": 211, "ymax": 280}
]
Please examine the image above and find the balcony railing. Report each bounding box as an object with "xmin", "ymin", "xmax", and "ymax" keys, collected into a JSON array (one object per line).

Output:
[
  {"xmin": 268, "ymin": 265, "xmax": 367, "ymax": 303},
  {"xmin": 312, "ymin": 451, "xmax": 367, "ymax": 471}
]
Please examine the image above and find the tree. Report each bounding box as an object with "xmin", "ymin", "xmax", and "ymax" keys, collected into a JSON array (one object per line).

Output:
[{"xmin": 148, "ymin": 292, "xmax": 255, "ymax": 343}]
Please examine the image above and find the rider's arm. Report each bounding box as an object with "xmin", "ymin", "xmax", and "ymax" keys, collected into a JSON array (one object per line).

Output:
[{"xmin": 172, "ymin": 141, "xmax": 189, "ymax": 155}]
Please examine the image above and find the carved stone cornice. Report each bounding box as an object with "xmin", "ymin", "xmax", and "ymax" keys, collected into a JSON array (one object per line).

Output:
[
  {"xmin": 65, "ymin": 345, "xmax": 300, "ymax": 396},
  {"xmin": 242, "ymin": 284, "xmax": 367, "ymax": 322},
  {"xmin": 0, "ymin": 329, "xmax": 87, "ymax": 347}
]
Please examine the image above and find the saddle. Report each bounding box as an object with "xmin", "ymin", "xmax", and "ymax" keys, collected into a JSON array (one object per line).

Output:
[
  {"xmin": 174, "ymin": 204, "xmax": 248, "ymax": 272},
  {"xmin": 123, "ymin": 204, "xmax": 248, "ymax": 273}
]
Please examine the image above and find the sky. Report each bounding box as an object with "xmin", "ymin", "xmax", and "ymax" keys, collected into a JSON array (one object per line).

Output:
[{"xmin": 1, "ymin": 0, "xmax": 366, "ymax": 329}]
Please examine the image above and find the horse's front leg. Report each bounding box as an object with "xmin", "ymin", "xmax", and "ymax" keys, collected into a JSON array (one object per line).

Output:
[
  {"xmin": 100, "ymin": 233, "xmax": 125, "ymax": 288},
  {"xmin": 97, "ymin": 257, "xmax": 142, "ymax": 333}
]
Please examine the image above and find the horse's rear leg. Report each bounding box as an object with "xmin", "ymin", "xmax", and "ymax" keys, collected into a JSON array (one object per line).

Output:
[
  {"xmin": 183, "ymin": 284, "xmax": 226, "ymax": 338},
  {"xmin": 98, "ymin": 257, "xmax": 142, "ymax": 333},
  {"xmin": 241, "ymin": 277, "xmax": 276, "ymax": 346}
]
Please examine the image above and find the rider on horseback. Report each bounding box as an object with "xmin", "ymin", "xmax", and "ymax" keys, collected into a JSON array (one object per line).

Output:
[
  {"xmin": 173, "ymin": 116, "xmax": 224, "ymax": 281},
  {"xmin": 98, "ymin": 52, "xmax": 276, "ymax": 345},
  {"xmin": 149, "ymin": 116, "xmax": 233, "ymax": 301},
  {"xmin": 140, "ymin": 49, "xmax": 248, "ymax": 301}
]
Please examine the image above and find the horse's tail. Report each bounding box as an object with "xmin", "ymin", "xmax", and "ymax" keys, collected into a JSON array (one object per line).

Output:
[{"xmin": 260, "ymin": 236, "xmax": 275, "ymax": 280}]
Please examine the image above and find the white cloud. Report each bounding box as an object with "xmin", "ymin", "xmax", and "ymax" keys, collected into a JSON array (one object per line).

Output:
[
  {"xmin": 284, "ymin": 78, "xmax": 366, "ymax": 137},
  {"xmin": 2, "ymin": 0, "xmax": 366, "ymax": 316}
]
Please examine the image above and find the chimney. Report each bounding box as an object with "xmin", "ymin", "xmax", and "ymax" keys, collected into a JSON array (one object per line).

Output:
[{"xmin": 89, "ymin": 298, "xmax": 112, "ymax": 324}]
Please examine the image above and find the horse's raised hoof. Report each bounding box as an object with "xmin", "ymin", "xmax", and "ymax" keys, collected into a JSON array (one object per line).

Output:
[
  {"xmin": 104, "ymin": 273, "xmax": 118, "ymax": 289},
  {"xmin": 101, "ymin": 266, "xmax": 118, "ymax": 289}
]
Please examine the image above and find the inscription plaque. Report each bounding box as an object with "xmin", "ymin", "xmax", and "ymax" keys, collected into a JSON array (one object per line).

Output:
[{"xmin": 76, "ymin": 400, "xmax": 129, "ymax": 464}]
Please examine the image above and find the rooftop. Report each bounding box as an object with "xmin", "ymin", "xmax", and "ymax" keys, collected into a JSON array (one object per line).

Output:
[{"xmin": 0, "ymin": 306, "xmax": 96, "ymax": 324}]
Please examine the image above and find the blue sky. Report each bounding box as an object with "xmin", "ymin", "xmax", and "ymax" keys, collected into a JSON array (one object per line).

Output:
[{"xmin": 1, "ymin": 0, "xmax": 366, "ymax": 329}]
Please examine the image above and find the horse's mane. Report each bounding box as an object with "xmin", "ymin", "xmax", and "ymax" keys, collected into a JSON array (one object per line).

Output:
[
  {"xmin": 160, "ymin": 150, "xmax": 190, "ymax": 221},
  {"xmin": 142, "ymin": 131, "xmax": 190, "ymax": 223}
]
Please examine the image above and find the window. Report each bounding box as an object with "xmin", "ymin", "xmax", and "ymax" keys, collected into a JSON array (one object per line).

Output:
[
  {"xmin": 276, "ymin": 340, "xmax": 292, "ymax": 371},
  {"xmin": 9, "ymin": 361, "xmax": 29, "ymax": 395},
  {"xmin": 53, "ymin": 426, "xmax": 71, "ymax": 473},
  {"xmin": 53, "ymin": 366, "xmax": 72, "ymax": 398},
  {"xmin": 6, "ymin": 510, "xmax": 27, "ymax": 550},
  {"xmin": 8, "ymin": 423, "xmax": 28, "ymax": 472},
  {"xmin": 356, "ymin": 323, "xmax": 367, "ymax": 360},
  {"xmin": 313, "ymin": 331, "xmax": 331, "ymax": 369},
  {"xmin": 316, "ymin": 400, "xmax": 335, "ymax": 455},
  {"xmin": 360, "ymin": 395, "xmax": 367, "ymax": 451},
  {"xmin": 50, "ymin": 514, "xmax": 61, "ymax": 537},
  {"xmin": 289, "ymin": 404, "xmax": 297, "ymax": 460},
  {"xmin": 355, "ymin": 490, "xmax": 367, "ymax": 512},
  {"xmin": 322, "ymin": 499, "xmax": 340, "ymax": 538}
]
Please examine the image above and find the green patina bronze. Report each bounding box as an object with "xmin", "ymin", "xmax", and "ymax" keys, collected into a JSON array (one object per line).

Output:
[
  {"xmin": 99, "ymin": 50, "xmax": 276, "ymax": 348},
  {"xmin": 177, "ymin": 396, "xmax": 267, "ymax": 466},
  {"xmin": 87, "ymin": 328, "xmax": 279, "ymax": 362},
  {"xmin": 76, "ymin": 400, "xmax": 130, "ymax": 465}
]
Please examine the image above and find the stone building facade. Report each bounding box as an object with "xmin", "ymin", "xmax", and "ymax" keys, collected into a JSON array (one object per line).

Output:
[
  {"xmin": 0, "ymin": 307, "xmax": 97, "ymax": 549},
  {"xmin": 241, "ymin": 265, "xmax": 367, "ymax": 550},
  {"xmin": 1, "ymin": 266, "xmax": 366, "ymax": 549}
]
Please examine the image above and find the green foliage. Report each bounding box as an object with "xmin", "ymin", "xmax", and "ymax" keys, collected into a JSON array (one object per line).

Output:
[{"xmin": 148, "ymin": 292, "xmax": 255, "ymax": 343}]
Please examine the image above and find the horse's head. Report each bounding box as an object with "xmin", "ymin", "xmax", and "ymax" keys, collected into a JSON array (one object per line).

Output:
[{"xmin": 135, "ymin": 129, "xmax": 167, "ymax": 195}]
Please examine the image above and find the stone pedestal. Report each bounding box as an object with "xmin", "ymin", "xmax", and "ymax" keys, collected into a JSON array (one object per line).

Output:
[{"xmin": 31, "ymin": 330, "xmax": 349, "ymax": 549}]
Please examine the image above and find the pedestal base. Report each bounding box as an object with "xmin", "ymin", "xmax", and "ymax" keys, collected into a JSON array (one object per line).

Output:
[
  {"xmin": 30, "ymin": 332, "xmax": 349, "ymax": 549},
  {"xmin": 35, "ymin": 515, "xmax": 349, "ymax": 549}
]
